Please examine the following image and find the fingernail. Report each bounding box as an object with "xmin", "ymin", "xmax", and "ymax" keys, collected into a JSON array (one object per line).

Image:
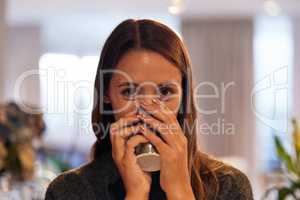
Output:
[
  {"xmin": 152, "ymin": 98, "xmax": 160, "ymax": 104},
  {"xmin": 139, "ymin": 127, "xmax": 145, "ymax": 134},
  {"xmin": 140, "ymin": 105, "xmax": 146, "ymax": 111},
  {"xmin": 141, "ymin": 101, "xmax": 150, "ymax": 106},
  {"xmin": 140, "ymin": 113, "xmax": 147, "ymax": 118},
  {"xmin": 110, "ymin": 129, "xmax": 117, "ymax": 134},
  {"xmin": 110, "ymin": 127, "xmax": 117, "ymax": 133}
]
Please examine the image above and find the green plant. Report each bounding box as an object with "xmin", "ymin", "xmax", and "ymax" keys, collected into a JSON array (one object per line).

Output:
[{"xmin": 263, "ymin": 118, "xmax": 300, "ymax": 199}]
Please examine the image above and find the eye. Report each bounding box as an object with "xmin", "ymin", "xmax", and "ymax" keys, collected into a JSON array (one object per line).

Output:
[
  {"xmin": 158, "ymin": 86, "xmax": 175, "ymax": 101},
  {"xmin": 120, "ymin": 86, "xmax": 137, "ymax": 99}
]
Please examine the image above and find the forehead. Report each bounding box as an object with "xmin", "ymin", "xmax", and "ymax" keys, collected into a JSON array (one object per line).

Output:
[{"xmin": 113, "ymin": 50, "xmax": 182, "ymax": 84}]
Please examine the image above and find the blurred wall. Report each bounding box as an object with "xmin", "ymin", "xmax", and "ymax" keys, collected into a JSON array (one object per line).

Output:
[
  {"xmin": 293, "ymin": 17, "xmax": 300, "ymax": 120},
  {"xmin": 182, "ymin": 18, "xmax": 255, "ymax": 174},
  {"xmin": 0, "ymin": 0, "xmax": 6, "ymax": 99},
  {"xmin": 4, "ymin": 25, "xmax": 41, "ymax": 106}
]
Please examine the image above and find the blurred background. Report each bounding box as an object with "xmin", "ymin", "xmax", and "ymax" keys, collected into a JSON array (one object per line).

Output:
[{"xmin": 0, "ymin": 0, "xmax": 300, "ymax": 199}]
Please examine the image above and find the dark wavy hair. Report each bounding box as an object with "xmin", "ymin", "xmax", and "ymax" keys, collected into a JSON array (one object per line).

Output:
[{"xmin": 91, "ymin": 19, "xmax": 225, "ymax": 200}]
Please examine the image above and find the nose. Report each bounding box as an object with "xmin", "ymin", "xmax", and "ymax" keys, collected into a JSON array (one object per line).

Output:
[
  {"xmin": 135, "ymin": 84, "xmax": 159, "ymax": 105},
  {"xmin": 137, "ymin": 96, "xmax": 153, "ymax": 105},
  {"xmin": 136, "ymin": 90, "xmax": 159, "ymax": 106}
]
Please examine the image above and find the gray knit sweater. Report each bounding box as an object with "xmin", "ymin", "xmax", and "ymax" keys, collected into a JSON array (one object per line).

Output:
[{"xmin": 45, "ymin": 151, "xmax": 253, "ymax": 200}]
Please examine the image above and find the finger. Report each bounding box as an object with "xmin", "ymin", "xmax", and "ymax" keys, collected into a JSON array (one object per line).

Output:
[
  {"xmin": 125, "ymin": 135, "xmax": 149, "ymax": 160},
  {"xmin": 139, "ymin": 126, "xmax": 171, "ymax": 155},
  {"xmin": 143, "ymin": 99, "xmax": 188, "ymax": 143},
  {"xmin": 111, "ymin": 125, "xmax": 142, "ymax": 140},
  {"xmin": 110, "ymin": 116, "xmax": 141, "ymax": 131},
  {"xmin": 110, "ymin": 121, "xmax": 142, "ymax": 162},
  {"xmin": 138, "ymin": 115, "xmax": 178, "ymax": 148},
  {"xmin": 110, "ymin": 128, "xmax": 126, "ymax": 162},
  {"xmin": 110, "ymin": 115, "xmax": 141, "ymax": 152},
  {"xmin": 140, "ymin": 100, "xmax": 176, "ymax": 123}
]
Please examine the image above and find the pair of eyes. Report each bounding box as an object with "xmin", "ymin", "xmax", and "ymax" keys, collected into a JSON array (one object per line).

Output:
[{"xmin": 120, "ymin": 85, "xmax": 178, "ymax": 101}]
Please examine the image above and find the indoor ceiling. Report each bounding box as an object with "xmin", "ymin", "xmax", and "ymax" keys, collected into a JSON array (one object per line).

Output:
[{"xmin": 5, "ymin": 0, "xmax": 300, "ymax": 24}]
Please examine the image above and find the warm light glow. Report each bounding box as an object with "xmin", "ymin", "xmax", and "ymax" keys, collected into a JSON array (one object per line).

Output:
[
  {"xmin": 263, "ymin": 0, "xmax": 282, "ymax": 16},
  {"xmin": 168, "ymin": 0, "xmax": 185, "ymax": 15},
  {"xmin": 168, "ymin": 6, "xmax": 182, "ymax": 15}
]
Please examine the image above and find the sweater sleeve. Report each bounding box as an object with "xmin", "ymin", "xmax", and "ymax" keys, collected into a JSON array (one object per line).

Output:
[{"xmin": 216, "ymin": 166, "xmax": 254, "ymax": 200}]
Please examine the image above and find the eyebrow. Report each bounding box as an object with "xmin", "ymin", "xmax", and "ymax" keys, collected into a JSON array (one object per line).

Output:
[
  {"xmin": 118, "ymin": 82, "xmax": 138, "ymax": 87},
  {"xmin": 118, "ymin": 81, "xmax": 179, "ymax": 87},
  {"xmin": 157, "ymin": 81, "xmax": 179, "ymax": 87}
]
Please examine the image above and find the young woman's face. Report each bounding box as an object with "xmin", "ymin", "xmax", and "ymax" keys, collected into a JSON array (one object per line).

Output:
[{"xmin": 106, "ymin": 49, "xmax": 182, "ymax": 120}]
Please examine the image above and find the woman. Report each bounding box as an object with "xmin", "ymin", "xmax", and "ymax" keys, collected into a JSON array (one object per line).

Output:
[{"xmin": 45, "ymin": 19, "xmax": 253, "ymax": 200}]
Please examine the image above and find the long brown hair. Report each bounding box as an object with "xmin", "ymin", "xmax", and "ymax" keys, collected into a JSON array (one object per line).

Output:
[{"xmin": 91, "ymin": 19, "xmax": 224, "ymax": 200}]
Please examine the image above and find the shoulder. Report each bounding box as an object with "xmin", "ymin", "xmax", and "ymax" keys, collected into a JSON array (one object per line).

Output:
[
  {"xmin": 196, "ymin": 153, "xmax": 254, "ymax": 199},
  {"xmin": 214, "ymin": 162, "xmax": 253, "ymax": 200},
  {"xmin": 45, "ymin": 163, "xmax": 96, "ymax": 200}
]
